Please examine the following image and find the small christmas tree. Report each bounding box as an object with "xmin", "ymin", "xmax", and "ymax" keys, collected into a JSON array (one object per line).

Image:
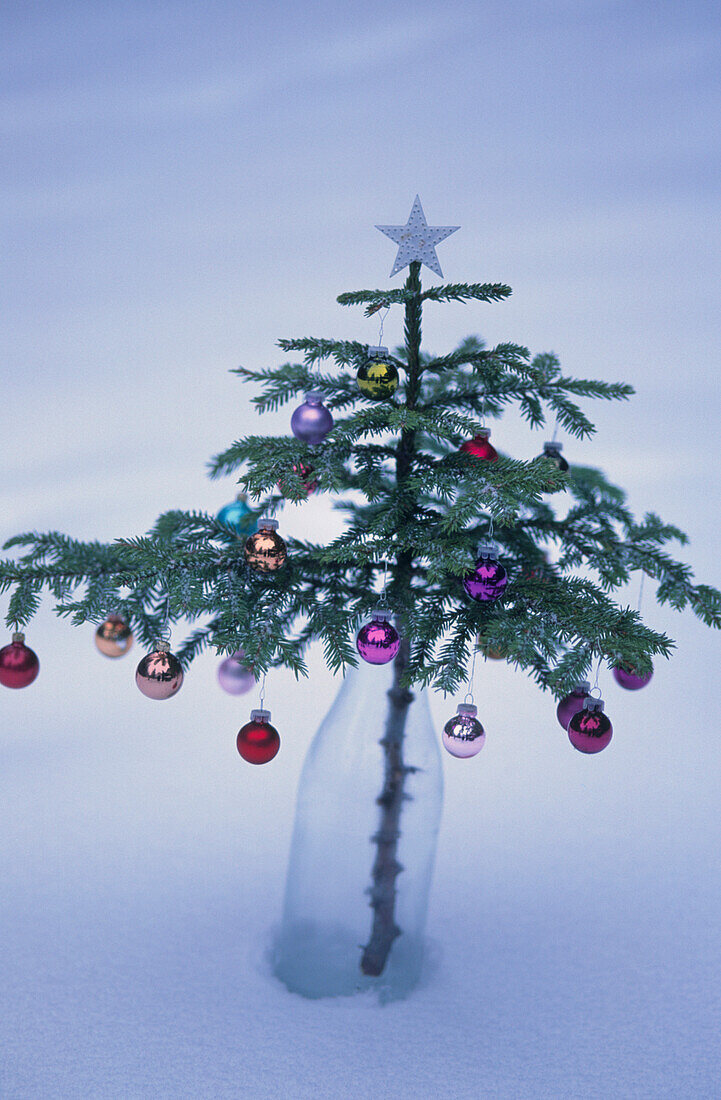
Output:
[{"xmin": 2, "ymin": 198, "xmax": 720, "ymax": 982}]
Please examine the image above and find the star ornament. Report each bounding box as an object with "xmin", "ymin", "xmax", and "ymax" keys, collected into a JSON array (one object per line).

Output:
[{"xmin": 376, "ymin": 196, "xmax": 459, "ymax": 279}]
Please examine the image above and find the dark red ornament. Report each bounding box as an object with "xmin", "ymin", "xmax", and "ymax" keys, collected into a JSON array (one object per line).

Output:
[
  {"xmin": 460, "ymin": 427, "xmax": 498, "ymax": 462},
  {"xmin": 237, "ymin": 708, "xmax": 281, "ymax": 764},
  {"xmin": 0, "ymin": 632, "xmax": 40, "ymax": 689},
  {"xmin": 567, "ymin": 697, "xmax": 613, "ymax": 754}
]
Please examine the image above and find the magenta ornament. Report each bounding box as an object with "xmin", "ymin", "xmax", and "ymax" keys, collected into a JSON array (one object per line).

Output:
[
  {"xmin": 442, "ymin": 703, "xmax": 486, "ymax": 758},
  {"xmin": 290, "ymin": 391, "xmax": 334, "ymax": 444},
  {"xmin": 356, "ymin": 610, "xmax": 401, "ymax": 665},
  {"xmin": 218, "ymin": 650, "xmax": 256, "ymax": 695},
  {"xmin": 556, "ymin": 680, "xmax": 591, "ymax": 730},
  {"xmin": 463, "ymin": 544, "xmax": 508, "ymax": 603},
  {"xmin": 567, "ymin": 698, "xmax": 613, "ymax": 754},
  {"xmin": 613, "ymin": 664, "xmax": 653, "ymax": 691}
]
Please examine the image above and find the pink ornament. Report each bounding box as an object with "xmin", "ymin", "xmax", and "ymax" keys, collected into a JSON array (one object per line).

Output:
[
  {"xmin": 356, "ymin": 610, "xmax": 401, "ymax": 665},
  {"xmin": 460, "ymin": 427, "xmax": 498, "ymax": 462},
  {"xmin": 0, "ymin": 632, "xmax": 39, "ymax": 689},
  {"xmin": 568, "ymin": 698, "xmax": 613, "ymax": 754},
  {"xmin": 442, "ymin": 703, "xmax": 486, "ymax": 758},
  {"xmin": 613, "ymin": 664, "xmax": 653, "ymax": 691},
  {"xmin": 135, "ymin": 644, "xmax": 184, "ymax": 700},
  {"xmin": 463, "ymin": 545, "xmax": 508, "ymax": 603},
  {"xmin": 556, "ymin": 680, "xmax": 591, "ymax": 730},
  {"xmin": 218, "ymin": 650, "xmax": 256, "ymax": 695}
]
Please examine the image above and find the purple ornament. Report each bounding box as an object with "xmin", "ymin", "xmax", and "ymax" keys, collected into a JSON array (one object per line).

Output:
[
  {"xmin": 442, "ymin": 703, "xmax": 486, "ymax": 758},
  {"xmin": 556, "ymin": 680, "xmax": 591, "ymax": 730},
  {"xmin": 568, "ymin": 698, "xmax": 613, "ymax": 754},
  {"xmin": 613, "ymin": 664, "xmax": 653, "ymax": 691},
  {"xmin": 218, "ymin": 650, "xmax": 256, "ymax": 695},
  {"xmin": 463, "ymin": 545, "xmax": 508, "ymax": 603},
  {"xmin": 356, "ymin": 610, "xmax": 401, "ymax": 665},
  {"xmin": 290, "ymin": 391, "xmax": 334, "ymax": 444}
]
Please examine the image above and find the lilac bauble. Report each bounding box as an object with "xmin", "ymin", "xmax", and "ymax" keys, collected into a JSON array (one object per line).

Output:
[
  {"xmin": 442, "ymin": 704, "xmax": 486, "ymax": 758},
  {"xmin": 613, "ymin": 664, "xmax": 653, "ymax": 691},
  {"xmin": 356, "ymin": 611, "xmax": 401, "ymax": 665},
  {"xmin": 218, "ymin": 651, "xmax": 256, "ymax": 695},
  {"xmin": 463, "ymin": 555, "xmax": 508, "ymax": 603},
  {"xmin": 556, "ymin": 681, "xmax": 591, "ymax": 730},
  {"xmin": 568, "ymin": 701, "xmax": 613, "ymax": 754},
  {"xmin": 290, "ymin": 391, "xmax": 334, "ymax": 444}
]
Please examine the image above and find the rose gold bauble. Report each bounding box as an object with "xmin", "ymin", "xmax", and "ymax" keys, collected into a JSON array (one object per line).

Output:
[
  {"xmin": 95, "ymin": 614, "xmax": 134, "ymax": 658},
  {"xmin": 135, "ymin": 644, "xmax": 184, "ymax": 700},
  {"xmin": 245, "ymin": 520, "xmax": 287, "ymax": 573}
]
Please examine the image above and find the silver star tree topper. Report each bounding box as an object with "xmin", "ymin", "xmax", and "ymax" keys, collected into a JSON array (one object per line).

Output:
[{"xmin": 376, "ymin": 195, "xmax": 459, "ymax": 278}]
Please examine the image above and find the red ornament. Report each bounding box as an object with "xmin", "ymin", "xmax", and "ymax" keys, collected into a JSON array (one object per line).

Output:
[
  {"xmin": 460, "ymin": 427, "xmax": 498, "ymax": 462},
  {"xmin": 278, "ymin": 462, "xmax": 318, "ymax": 497},
  {"xmin": 0, "ymin": 632, "xmax": 40, "ymax": 689},
  {"xmin": 237, "ymin": 708, "xmax": 281, "ymax": 764}
]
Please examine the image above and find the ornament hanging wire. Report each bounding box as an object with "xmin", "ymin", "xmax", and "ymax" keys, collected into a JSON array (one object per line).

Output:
[
  {"xmin": 590, "ymin": 655, "xmax": 603, "ymax": 698},
  {"xmin": 464, "ymin": 644, "xmax": 478, "ymax": 703},
  {"xmin": 637, "ymin": 570, "xmax": 645, "ymax": 614}
]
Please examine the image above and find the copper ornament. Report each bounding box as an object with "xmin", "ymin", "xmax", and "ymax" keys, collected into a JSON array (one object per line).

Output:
[
  {"xmin": 135, "ymin": 646, "xmax": 184, "ymax": 700},
  {"xmin": 95, "ymin": 614, "xmax": 134, "ymax": 658},
  {"xmin": 245, "ymin": 528, "xmax": 287, "ymax": 573}
]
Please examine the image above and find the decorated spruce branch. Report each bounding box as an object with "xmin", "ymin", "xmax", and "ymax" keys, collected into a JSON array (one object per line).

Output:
[{"xmin": 2, "ymin": 198, "xmax": 720, "ymax": 977}]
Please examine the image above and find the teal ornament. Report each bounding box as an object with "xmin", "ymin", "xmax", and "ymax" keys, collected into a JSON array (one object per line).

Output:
[{"xmin": 216, "ymin": 495, "xmax": 255, "ymax": 537}]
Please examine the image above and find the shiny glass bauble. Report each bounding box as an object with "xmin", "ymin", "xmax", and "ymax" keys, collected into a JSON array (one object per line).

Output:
[
  {"xmin": 95, "ymin": 614, "xmax": 134, "ymax": 658},
  {"xmin": 216, "ymin": 496, "xmax": 256, "ymax": 538},
  {"xmin": 217, "ymin": 651, "xmax": 256, "ymax": 695},
  {"xmin": 463, "ymin": 556, "xmax": 508, "ymax": 602},
  {"xmin": 356, "ymin": 612, "xmax": 401, "ymax": 665},
  {"xmin": 567, "ymin": 703, "xmax": 613, "ymax": 754},
  {"xmin": 556, "ymin": 682, "xmax": 591, "ymax": 730},
  {"xmin": 237, "ymin": 710, "xmax": 281, "ymax": 764},
  {"xmin": 460, "ymin": 429, "xmax": 498, "ymax": 462},
  {"xmin": 613, "ymin": 664, "xmax": 653, "ymax": 691},
  {"xmin": 135, "ymin": 646, "xmax": 184, "ymax": 700},
  {"xmin": 0, "ymin": 633, "xmax": 39, "ymax": 689},
  {"xmin": 356, "ymin": 360, "xmax": 399, "ymax": 400},
  {"xmin": 245, "ymin": 522, "xmax": 287, "ymax": 573},
  {"xmin": 442, "ymin": 705, "xmax": 486, "ymax": 758}
]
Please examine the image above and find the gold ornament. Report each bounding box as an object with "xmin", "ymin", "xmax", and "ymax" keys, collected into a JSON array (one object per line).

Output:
[
  {"xmin": 95, "ymin": 614, "xmax": 134, "ymax": 658},
  {"xmin": 357, "ymin": 347, "xmax": 398, "ymax": 400},
  {"xmin": 245, "ymin": 519, "xmax": 287, "ymax": 573},
  {"xmin": 476, "ymin": 632, "xmax": 506, "ymax": 660}
]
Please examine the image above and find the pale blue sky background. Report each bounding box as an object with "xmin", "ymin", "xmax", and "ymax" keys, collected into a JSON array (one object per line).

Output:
[{"xmin": 2, "ymin": 3, "xmax": 721, "ymax": 1096}]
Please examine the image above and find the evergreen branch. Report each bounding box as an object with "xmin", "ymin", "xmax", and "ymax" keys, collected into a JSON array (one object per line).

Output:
[{"xmin": 420, "ymin": 282, "xmax": 513, "ymax": 304}]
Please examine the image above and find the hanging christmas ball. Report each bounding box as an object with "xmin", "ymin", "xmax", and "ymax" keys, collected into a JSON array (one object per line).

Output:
[
  {"xmin": 356, "ymin": 609, "xmax": 401, "ymax": 665},
  {"xmin": 0, "ymin": 632, "xmax": 39, "ymax": 689},
  {"xmin": 357, "ymin": 345, "xmax": 399, "ymax": 400},
  {"xmin": 463, "ymin": 544, "xmax": 508, "ymax": 603},
  {"xmin": 476, "ymin": 632, "xmax": 506, "ymax": 660},
  {"xmin": 556, "ymin": 680, "xmax": 591, "ymax": 730},
  {"xmin": 135, "ymin": 642, "xmax": 184, "ymax": 700},
  {"xmin": 442, "ymin": 703, "xmax": 486, "ymax": 758},
  {"xmin": 95, "ymin": 614, "xmax": 134, "ymax": 658},
  {"xmin": 245, "ymin": 519, "xmax": 287, "ymax": 573},
  {"xmin": 278, "ymin": 462, "xmax": 319, "ymax": 497},
  {"xmin": 613, "ymin": 663, "xmax": 653, "ymax": 691},
  {"xmin": 216, "ymin": 494, "xmax": 256, "ymax": 538},
  {"xmin": 218, "ymin": 650, "xmax": 256, "ymax": 695},
  {"xmin": 290, "ymin": 391, "xmax": 334, "ymax": 444},
  {"xmin": 538, "ymin": 441, "xmax": 569, "ymax": 472},
  {"xmin": 237, "ymin": 708, "xmax": 281, "ymax": 764},
  {"xmin": 460, "ymin": 427, "xmax": 498, "ymax": 462},
  {"xmin": 567, "ymin": 697, "xmax": 613, "ymax": 754}
]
